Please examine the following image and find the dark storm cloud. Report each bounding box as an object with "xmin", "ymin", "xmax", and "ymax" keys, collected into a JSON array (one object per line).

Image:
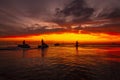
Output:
[
  {"xmin": 54, "ymin": 0, "xmax": 94, "ymax": 24},
  {"xmin": 86, "ymin": 0, "xmax": 120, "ymax": 19},
  {"xmin": 53, "ymin": 0, "xmax": 120, "ymax": 34},
  {"xmin": 0, "ymin": 0, "xmax": 69, "ymax": 36},
  {"xmin": 0, "ymin": 0, "xmax": 120, "ymax": 37},
  {"xmin": 55, "ymin": 0, "xmax": 120, "ymax": 24}
]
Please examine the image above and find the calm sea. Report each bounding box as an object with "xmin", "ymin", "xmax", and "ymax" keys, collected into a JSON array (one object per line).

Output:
[{"xmin": 0, "ymin": 41, "xmax": 120, "ymax": 80}]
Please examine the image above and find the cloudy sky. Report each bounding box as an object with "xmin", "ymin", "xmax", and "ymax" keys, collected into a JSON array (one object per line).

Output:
[{"xmin": 0, "ymin": 0, "xmax": 120, "ymax": 38}]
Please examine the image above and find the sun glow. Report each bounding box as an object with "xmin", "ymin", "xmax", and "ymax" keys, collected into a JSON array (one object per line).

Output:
[{"xmin": 1, "ymin": 32, "xmax": 120, "ymax": 43}]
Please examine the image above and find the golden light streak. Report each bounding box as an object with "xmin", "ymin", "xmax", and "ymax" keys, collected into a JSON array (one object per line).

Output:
[{"xmin": 0, "ymin": 33, "xmax": 120, "ymax": 43}]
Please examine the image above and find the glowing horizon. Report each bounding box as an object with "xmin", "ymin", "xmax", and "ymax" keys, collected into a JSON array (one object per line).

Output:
[{"xmin": 0, "ymin": 32, "xmax": 120, "ymax": 43}]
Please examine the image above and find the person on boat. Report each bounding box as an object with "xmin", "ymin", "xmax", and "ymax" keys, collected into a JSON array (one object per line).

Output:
[
  {"xmin": 38, "ymin": 39, "xmax": 49, "ymax": 48},
  {"xmin": 18, "ymin": 40, "xmax": 30, "ymax": 48},
  {"xmin": 23, "ymin": 40, "xmax": 26, "ymax": 45},
  {"xmin": 41, "ymin": 39, "xmax": 45, "ymax": 46}
]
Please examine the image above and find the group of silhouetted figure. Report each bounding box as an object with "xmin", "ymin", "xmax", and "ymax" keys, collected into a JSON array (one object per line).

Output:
[{"xmin": 18, "ymin": 39, "xmax": 79, "ymax": 49}]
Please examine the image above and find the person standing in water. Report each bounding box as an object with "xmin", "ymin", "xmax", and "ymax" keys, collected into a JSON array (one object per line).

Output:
[{"xmin": 75, "ymin": 41, "xmax": 79, "ymax": 48}]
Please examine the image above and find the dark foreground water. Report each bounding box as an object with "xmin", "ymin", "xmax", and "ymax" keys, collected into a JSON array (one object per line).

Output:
[{"xmin": 0, "ymin": 46, "xmax": 120, "ymax": 80}]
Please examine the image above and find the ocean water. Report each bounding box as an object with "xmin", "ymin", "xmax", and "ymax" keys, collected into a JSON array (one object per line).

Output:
[{"xmin": 0, "ymin": 42, "xmax": 120, "ymax": 80}]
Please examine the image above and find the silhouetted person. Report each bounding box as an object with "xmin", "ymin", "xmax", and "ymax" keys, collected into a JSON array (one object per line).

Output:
[
  {"xmin": 41, "ymin": 39, "xmax": 45, "ymax": 45},
  {"xmin": 23, "ymin": 40, "xmax": 26, "ymax": 45},
  {"xmin": 75, "ymin": 41, "xmax": 79, "ymax": 48}
]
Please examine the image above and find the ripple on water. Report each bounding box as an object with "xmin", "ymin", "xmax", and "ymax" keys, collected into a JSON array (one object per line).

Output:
[{"xmin": 0, "ymin": 47, "xmax": 120, "ymax": 80}]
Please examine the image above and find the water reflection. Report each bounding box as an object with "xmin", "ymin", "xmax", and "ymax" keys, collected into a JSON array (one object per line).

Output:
[
  {"xmin": 41, "ymin": 48, "xmax": 48, "ymax": 58},
  {"xmin": 21, "ymin": 48, "xmax": 48, "ymax": 58},
  {"xmin": 22, "ymin": 49, "xmax": 28, "ymax": 58},
  {"xmin": 76, "ymin": 47, "xmax": 79, "ymax": 55},
  {"xmin": 0, "ymin": 47, "xmax": 120, "ymax": 80}
]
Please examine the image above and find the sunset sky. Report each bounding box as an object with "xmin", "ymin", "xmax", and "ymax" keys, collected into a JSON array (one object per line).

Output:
[{"xmin": 0, "ymin": 0, "xmax": 120, "ymax": 43}]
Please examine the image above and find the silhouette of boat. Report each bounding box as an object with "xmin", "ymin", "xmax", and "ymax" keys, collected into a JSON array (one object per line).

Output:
[
  {"xmin": 38, "ymin": 44, "xmax": 49, "ymax": 48},
  {"xmin": 54, "ymin": 43, "xmax": 60, "ymax": 46},
  {"xmin": 38, "ymin": 39, "xmax": 49, "ymax": 49},
  {"xmin": 18, "ymin": 40, "xmax": 30, "ymax": 48}
]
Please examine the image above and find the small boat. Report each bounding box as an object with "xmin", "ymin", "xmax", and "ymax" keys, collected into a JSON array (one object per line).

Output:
[
  {"xmin": 18, "ymin": 44, "xmax": 30, "ymax": 48},
  {"xmin": 54, "ymin": 43, "xmax": 60, "ymax": 46},
  {"xmin": 38, "ymin": 39, "xmax": 49, "ymax": 49},
  {"xmin": 38, "ymin": 44, "xmax": 49, "ymax": 49},
  {"xmin": 18, "ymin": 40, "xmax": 30, "ymax": 48}
]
